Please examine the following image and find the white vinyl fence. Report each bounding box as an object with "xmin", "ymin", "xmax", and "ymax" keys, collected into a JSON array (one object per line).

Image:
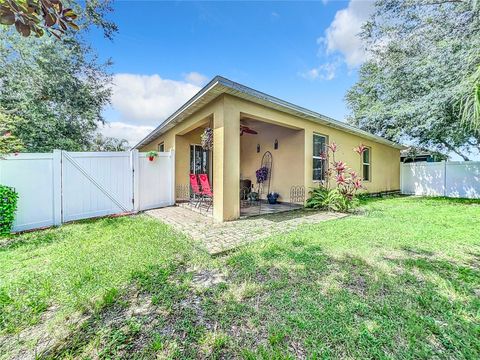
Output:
[
  {"xmin": 401, "ymin": 161, "xmax": 480, "ymax": 198},
  {"xmin": 0, "ymin": 150, "xmax": 175, "ymax": 232}
]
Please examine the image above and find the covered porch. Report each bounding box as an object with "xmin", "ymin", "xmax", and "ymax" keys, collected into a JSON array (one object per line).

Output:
[
  {"xmin": 238, "ymin": 116, "xmax": 306, "ymax": 216},
  {"xmin": 172, "ymin": 98, "xmax": 306, "ymax": 221}
]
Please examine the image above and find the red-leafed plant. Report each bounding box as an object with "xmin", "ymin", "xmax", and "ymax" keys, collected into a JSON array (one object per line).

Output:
[{"xmin": 306, "ymin": 142, "xmax": 367, "ymax": 212}]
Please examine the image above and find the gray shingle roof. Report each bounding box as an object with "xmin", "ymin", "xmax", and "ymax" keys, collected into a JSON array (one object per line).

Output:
[{"xmin": 134, "ymin": 76, "xmax": 404, "ymax": 150}]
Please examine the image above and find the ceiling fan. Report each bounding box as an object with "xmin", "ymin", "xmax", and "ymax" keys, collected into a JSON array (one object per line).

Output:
[{"xmin": 240, "ymin": 124, "xmax": 258, "ymax": 136}]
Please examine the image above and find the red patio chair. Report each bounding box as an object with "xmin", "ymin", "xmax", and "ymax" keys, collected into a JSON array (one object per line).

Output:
[
  {"xmin": 189, "ymin": 174, "xmax": 203, "ymax": 208},
  {"xmin": 198, "ymin": 174, "xmax": 213, "ymax": 212}
]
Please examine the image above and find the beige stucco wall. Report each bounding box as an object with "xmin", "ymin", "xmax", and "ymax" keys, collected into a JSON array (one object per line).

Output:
[{"xmin": 140, "ymin": 93, "xmax": 401, "ymax": 221}]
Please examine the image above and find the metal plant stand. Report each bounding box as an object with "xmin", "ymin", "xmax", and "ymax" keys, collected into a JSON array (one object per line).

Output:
[{"xmin": 257, "ymin": 151, "xmax": 273, "ymax": 214}]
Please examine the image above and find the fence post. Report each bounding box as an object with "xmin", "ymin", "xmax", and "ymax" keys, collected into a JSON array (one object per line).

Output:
[
  {"xmin": 400, "ymin": 163, "xmax": 403, "ymax": 195},
  {"xmin": 170, "ymin": 150, "xmax": 175, "ymax": 206},
  {"xmin": 443, "ymin": 161, "xmax": 447, "ymax": 197},
  {"xmin": 131, "ymin": 149, "xmax": 140, "ymax": 212},
  {"xmin": 52, "ymin": 149, "xmax": 62, "ymax": 226}
]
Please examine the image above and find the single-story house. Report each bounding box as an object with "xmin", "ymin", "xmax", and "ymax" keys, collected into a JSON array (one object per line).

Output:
[{"xmin": 135, "ymin": 76, "xmax": 403, "ymax": 222}]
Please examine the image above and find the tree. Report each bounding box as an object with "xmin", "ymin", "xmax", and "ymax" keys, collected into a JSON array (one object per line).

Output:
[
  {"xmin": 91, "ymin": 133, "xmax": 129, "ymax": 151},
  {"xmin": 0, "ymin": 0, "xmax": 117, "ymax": 39},
  {"xmin": 459, "ymin": 61, "xmax": 480, "ymax": 132},
  {"xmin": 0, "ymin": 30, "xmax": 112, "ymax": 152},
  {"xmin": 346, "ymin": 0, "xmax": 480, "ymax": 160},
  {"xmin": 0, "ymin": 109, "xmax": 24, "ymax": 157}
]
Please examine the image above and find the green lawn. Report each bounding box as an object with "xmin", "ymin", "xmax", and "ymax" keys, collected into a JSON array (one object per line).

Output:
[{"xmin": 1, "ymin": 197, "xmax": 479, "ymax": 359}]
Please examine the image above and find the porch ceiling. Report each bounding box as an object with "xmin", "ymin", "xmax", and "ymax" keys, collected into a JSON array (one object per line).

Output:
[{"xmin": 240, "ymin": 114, "xmax": 303, "ymax": 131}]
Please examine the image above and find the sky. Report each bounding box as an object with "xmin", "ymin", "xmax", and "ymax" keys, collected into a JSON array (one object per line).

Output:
[{"xmin": 86, "ymin": 0, "xmax": 374, "ymax": 146}]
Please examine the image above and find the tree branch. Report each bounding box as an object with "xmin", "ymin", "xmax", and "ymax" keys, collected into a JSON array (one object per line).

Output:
[{"xmin": 443, "ymin": 142, "xmax": 471, "ymax": 161}]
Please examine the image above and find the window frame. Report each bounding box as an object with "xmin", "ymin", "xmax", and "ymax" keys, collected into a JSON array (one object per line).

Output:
[
  {"xmin": 312, "ymin": 133, "xmax": 328, "ymax": 182},
  {"xmin": 362, "ymin": 147, "xmax": 372, "ymax": 182},
  {"xmin": 158, "ymin": 142, "xmax": 165, "ymax": 152}
]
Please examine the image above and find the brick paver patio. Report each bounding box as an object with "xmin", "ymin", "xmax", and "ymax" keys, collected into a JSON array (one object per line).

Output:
[{"xmin": 146, "ymin": 206, "xmax": 347, "ymax": 254}]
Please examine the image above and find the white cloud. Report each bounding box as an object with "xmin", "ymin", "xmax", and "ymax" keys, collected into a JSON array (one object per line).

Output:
[
  {"xmin": 111, "ymin": 73, "xmax": 204, "ymax": 126},
  {"xmin": 105, "ymin": 72, "xmax": 208, "ymax": 146},
  {"xmin": 100, "ymin": 122, "xmax": 154, "ymax": 146},
  {"xmin": 321, "ymin": 0, "xmax": 374, "ymax": 67},
  {"xmin": 301, "ymin": 61, "xmax": 339, "ymax": 81},
  {"xmin": 183, "ymin": 72, "xmax": 208, "ymax": 86}
]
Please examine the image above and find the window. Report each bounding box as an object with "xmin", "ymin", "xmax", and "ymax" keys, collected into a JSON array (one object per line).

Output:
[
  {"xmin": 313, "ymin": 134, "xmax": 327, "ymax": 181},
  {"xmin": 362, "ymin": 147, "xmax": 371, "ymax": 181},
  {"xmin": 158, "ymin": 142, "xmax": 165, "ymax": 152}
]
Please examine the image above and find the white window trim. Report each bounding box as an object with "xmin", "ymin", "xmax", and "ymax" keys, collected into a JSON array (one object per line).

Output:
[
  {"xmin": 313, "ymin": 133, "xmax": 328, "ymax": 182},
  {"xmin": 362, "ymin": 147, "xmax": 371, "ymax": 182}
]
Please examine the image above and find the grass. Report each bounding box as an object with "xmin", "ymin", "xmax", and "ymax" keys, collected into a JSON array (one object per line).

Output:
[
  {"xmin": 0, "ymin": 215, "xmax": 200, "ymax": 334},
  {"xmin": 1, "ymin": 196, "xmax": 479, "ymax": 359}
]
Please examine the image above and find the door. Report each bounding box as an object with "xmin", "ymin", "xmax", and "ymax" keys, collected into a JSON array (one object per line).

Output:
[{"xmin": 190, "ymin": 144, "xmax": 210, "ymax": 177}]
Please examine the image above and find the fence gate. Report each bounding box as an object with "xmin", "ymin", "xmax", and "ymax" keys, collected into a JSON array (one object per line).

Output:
[
  {"xmin": 61, "ymin": 151, "xmax": 134, "ymax": 222},
  {"xmin": 134, "ymin": 151, "xmax": 175, "ymax": 211}
]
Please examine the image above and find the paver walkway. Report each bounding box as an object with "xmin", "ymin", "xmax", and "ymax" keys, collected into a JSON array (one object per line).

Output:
[{"xmin": 146, "ymin": 206, "xmax": 347, "ymax": 254}]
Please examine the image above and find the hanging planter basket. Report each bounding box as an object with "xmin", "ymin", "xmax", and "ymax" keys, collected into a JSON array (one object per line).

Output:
[
  {"xmin": 146, "ymin": 151, "xmax": 158, "ymax": 162},
  {"xmin": 256, "ymin": 166, "xmax": 269, "ymax": 183},
  {"xmin": 201, "ymin": 127, "xmax": 213, "ymax": 150}
]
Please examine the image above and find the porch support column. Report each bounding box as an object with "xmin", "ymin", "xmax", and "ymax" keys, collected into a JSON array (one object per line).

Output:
[
  {"xmin": 213, "ymin": 95, "xmax": 240, "ymax": 221},
  {"xmin": 304, "ymin": 129, "xmax": 312, "ymax": 205}
]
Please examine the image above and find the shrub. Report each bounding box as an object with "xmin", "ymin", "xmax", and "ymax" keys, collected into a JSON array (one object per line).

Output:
[
  {"xmin": 306, "ymin": 142, "xmax": 366, "ymax": 212},
  {"xmin": 306, "ymin": 187, "xmax": 358, "ymax": 212},
  {"xmin": 0, "ymin": 185, "xmax": 18, "ymax": 235}
]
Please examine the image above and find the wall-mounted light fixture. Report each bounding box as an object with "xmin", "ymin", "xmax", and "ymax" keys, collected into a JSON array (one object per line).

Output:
[
  {"xmin": 257, "ymin": 144, "xmax": 260, "ymax": 153},
  {"xmin": 274, "ymin": 139, "xmax": 279, "ymax": 150}
]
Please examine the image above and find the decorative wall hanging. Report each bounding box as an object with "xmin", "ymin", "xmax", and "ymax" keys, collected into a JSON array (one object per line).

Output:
[
  {"xmin": 201, "ymin": 127, "xmax": 213, "ymax": 150},
  {"xmin": 257, "ymin": 144, "xmax": 260, "ymax": 153},
  {"xmin": 274, "ymin": 139, "xmax": 278, "ymax": 150}
]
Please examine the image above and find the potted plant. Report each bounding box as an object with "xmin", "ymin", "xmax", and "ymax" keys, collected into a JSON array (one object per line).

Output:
[
  {"xmin": 146, "ymin": 151, "xmax": 158, "ymax": 162},
  {"xmin": 267, "ymin": 192, "xmax": 279, "ymax": 204},
  {"xmin": 248, "ymin": 191, "xmax": 259, "ymax": 202}
]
